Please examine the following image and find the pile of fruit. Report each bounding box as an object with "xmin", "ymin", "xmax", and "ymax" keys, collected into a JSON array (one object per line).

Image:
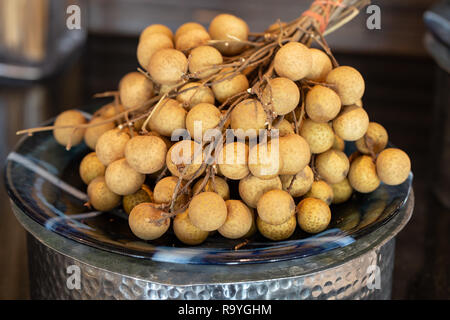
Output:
[{"xmin": 19, "ymin": 0, "xmax": 411, "ymax": 246}]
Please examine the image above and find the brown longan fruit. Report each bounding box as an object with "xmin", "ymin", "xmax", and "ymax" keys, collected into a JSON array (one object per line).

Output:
[
  {"xmin": 83, "ymin": 116, "xmax": 116, "ymax": 150},
  {"xmin": 239, "ymin": 175, "xmax": 282, "ymax": 208},
  {"xmin": 95, "ymin": 128, "xmax": 131, "ymax": 166},
  {"xmin": 257, "ymin": 214, "xmax": 296, "ymax": 241},
  {"xmin": 300, "ymin": 119, "xmax": 334, "ymax": 154},
  {"xmin": 230, "ymin": 99, "xmax": 267, "ymax": 138},
  {"xmin": 122, "ymin": 185, "xmax": 154, "ymax": 215},
  {"xmin": 99, "ymin": 102, "xmax": 125, "ymax": 120},
  {"xmin": 257, "ymin": 189, "xmax": 295, "ymax": 225},
  {"xmin": 119, "ymin": 72, "xmax": 155, "ymax": 110},
  {"xmin": 280, "ymin": 165, "xmax": 314, "ymax": 198},
  {"xmin": 261, "ymin": 77, "xmax": 300, "ymax": 116},
  {"xmin": 188, "ymin": 192, "xmax": 227, "ymax": 231},
  {"xmin": 153, "ymin": 176, "xmax": 189, "ymax": 211},
  {"xmin": 137, "ymin": 33, "xmax": 174, "ymax": 71},
  {"xmin": 348, "ymin": 155, "xmax": 380, "ymax": 193},
  {"xmin": 175, "ymin": 28, "xmax": 211, "ymax": 52},
  {"xmin": 148, "ymin": 98, "xmax": 187, "ymax": 137},
  {"xmin": 355, "ymin": 122, "xmax": 388, "ymax": 155},
  {"xmin": 166, "ymin": 140, "xmax": 205, "ymax": 180},
  {"xmin": 332, "ymin": 105, "xmax": 369, "ymax": 141},
  {"xmin": 87, "ymin": 176, "xmax": 121, "ymax": 211},
  {"xmin": 173, "ymin": 209, "xmax": 209, "ymax": 245},
  {"xmin": 208, "ymin": 13, "xmax": 249, "ymax": 56},
  {"xmin": 332, "ymin": 134, "xmax": 345, "ymax": 151},
  {"xmin": 279, "ymin": 133, "xmax": 311, "ymax": 175},
  {"xmin": 376, "ymin": 148, "xmax": 411, "ymax": 186},
  {"xmin": 186, "ymin": 103, "xmax": 221, "ymax": 140},
  {"xmin": 79, "ymin": 152, "xmax": 106, "ymax": 185},
  {"xmin": 306, "ymin": 48, "xmax": 332, "ymax": 82},
  {"xmin": 305, "ymin": 85, "xmax": 341, "ymax": 123},
  {"xmin": 148, "ymin": 48, "xmax": 188, "ymax": 85},
  {"xmin": 124, "ymin": 135, "xmax": 167, "ymax": 174},
  {"xmin": 326, "ymin": 66, "xmax": 365, "ymax": 105},
  {"xmin": 176, "ymin": 82, "xmax": 215, "ymax": 109},
  {"xmin": 212, "ymin": 68, "xmax": 249, "ymax": 103},
  {"xmin": 331, "ymin": 178, "xmax": 353, "ymax": 204},
  {"xmin": 355, "ymin": 99, "xmax": 363, "ymax": 108},
  {"xmin": 273, "ymin": 118, "xmax": 294, "ymax": 136},
  {"xmin": 218, "ymin": 200, "xmax": 253, "ymax": 239},
  {"xmin": 217, "ymin": 141, "xmax": 249, "ymax": 180},
  {"xmin": 175, "ymin": 22, "xmax": 206, "ymax": 43},
  {"xmin": 305, "ymin": 180, "xmax": 334, "ymax": 205},
  {"xmin": 105, "ymin": 158, "xmax": 145, "ymax": 196},
  {"xmin": 193, "ymin": 176, "xmax": 230, "ymax": 200},
  {"xmin": 243, "ymin": 208, "xmax": 257, "ymax": 238},
  {"xmin": 188, "ymin": 45, "xmax": 223, "ymax": 79},
  {"xmin": 53, "ymin": 110, "xmax": 87, "ymax": 147},
  {"xmin": 315, "ymin": 149, "xmax": 350, "ymax": 184},
  {"xmin": 140, "ymin": 24, "xmax": 173, "ymax": 41},
  {"xmin": 274, "ymin": 42, "xmax": 312, "ymax": 81},
  {"xmin": 248, "ymin": 142, "xmax": 283, "ymax": 180},
  {"xmin": 297, "ymin": 198, "xmax": 331, "ymax": 234},
  {"xmin": 129, "ymin": 203, "xmax": 170, "ymax": 240}
]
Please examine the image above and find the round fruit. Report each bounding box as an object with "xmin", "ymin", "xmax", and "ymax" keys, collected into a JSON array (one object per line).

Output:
[
  {"xmin": 279, "ymin": 134, "xmax": 311, "ymax": 175},
  {"xmin": 297, "ymin": 197, "xmax": 331, "ymax": 234},
  {"xmin": 87, "ymin": 176, "xmax": 121, "ymax": 211},
  {"xmin": 326, "ymin": 66, "xmax": 365, "ymax": 105},
  {"xmin": 175, "ymin": 28, "xmax": 211, "ymax": 52},
  {"xmin": 79, "ymin": 152, "xmax": 106, "ymax": 185},
  {"xmin": 192, "ymin": 176, "xmax": 230, "ymax": 200},
  {"xmin": 105, "ymin": 158, "xmax": 145, "ymax": 196},
  {"xmin": 218, "ymin": 200, "xmax": 253, "ymax": 239},
  {"xmin": 173, "ymin": 209, "xmax": 209, "ymax": 245},
  {"xmin": 212, "ymin": 68, "xmax": 249, "ymax": 103},
  {"xmin": 148, "ymin": 98, "xmax": 187, "ymax": 137},
  {"xmin": 355, "ymin": 122, "xmax": 388, "ymax": 155},
  {"xmin": 99, "ymin": 102, "xmax": 125, "ymax": 120},
  {"xmin": 248, "ymin": 141, "xmax": 283, "ymax": 180},
  {"xmin": 176, "ymin": 82, "xmax": 215, "ymax": 109},
  {"xmin": 83, "ymin": 116, "xmax": 115, "ymax": 150},
  {"xmin": 119, "ymin": 72, "xmax": 154, "ymax": 109},
  {"xmin": 175, "ymin": 22, "xmax": 206, "ymax": 42},
  {"xmin": 274, "ymin": 42, "xmax": 312, "ymax": 81},
  {"xmin": 140, "ymin": 24, "xmax": 173, "ymax": 41},
  {"xmin": 257, "ymin": 215, "xmax": 296, "ymax": 241},
  {"xmin": 188, "ymin": 192, "xmax": 227, "ymax": 231},
  {"xmin": 148, "ymin": 48, "xmax": 188, "ymax": 85},
  {"xmin": 95, "ymin": 128, "xmax": 131, "ymax": 166},
  {"xmin": 230, "ymin": 99, "xmax": 267, "ymax": 138},
  {"xmin": 53, "ymin": 110, "xmax": 87, "ymax": 147},
  {"xmin": 153, "ymin": 176, "xmax": 189, "ymax": 211},
  {"xmin": 306, "ymin": 48, "xmax": 332, "ymax": 82},
  {"xmin": 217, "ymin": 142, "xmax": 249, "ymax": 180},
  {"xmin": 331, "ymin": 178, "xmax": 353, "ymax": 204},
  {"xmin": 122, "ymin": 185, "xmax": 154, "ymax": 215},
  {"xmin": 332, "ymin": 133, "xmax": 345, "ymax": 151},
  {"xmin": 188, "ymin": 45, "xmax": 223, "ymax": 79},
  {"xmin": 257, "ymin": 189, "xmax": 295, "ymax": 225},
  {"xmin": 376, "ymin": 148, "xmax": 411, "ymax": 185},
  {"xmin": 348, "ymin": 155, "xmax": 380, "ymax": 193},
  {"xmin": 137, "ymin": 33, "xmax": 173, "ymax": 71},
  {"xmin": 124, "ymin": 135, "xmax": 167, "ymax": 174},
  {"xmin": 305, "ymin": 85, "xmax": 341, "ymax": 123},
  {"xmin": 239, "ymin": 175, "xmax": 282, "ymax": 208},
  {"xmin": 166, "ymin": 140, "xmax": 205, "ymax": 180},
  {"xmin": 332, "ymin": 105, "xmax": 369, "ymax": 141},
  {"xmin": 305, "ymin": 180, "xmax": 334, "ymax": 205},
  {"xmin": 261, "ymin": 77, "xmax": 300, "ymax": 116},
  {"xmin": 129, "ymin": 203, "xmax": 170, "ymax": 240},
  {"xmin": 209, "ymin": 13, "xmax": 249, "ymax": 55},
  {"xmin": 315, "ymin": 149, "xmax": 350, "ymax": 184},
  {"xmin": 274, "ymin": 118, "xmax": 294, "ymax": 136},
  {"xmin": 186, "ymin": 103, "xmax": 221, "ymax": 140},
  {"xmin": 300, "ymin": 119, "xmax": 334, "ymax": 154},
  {"xmin": 280, "ymin": 165, "xmax": 314, "ymax": 197}
]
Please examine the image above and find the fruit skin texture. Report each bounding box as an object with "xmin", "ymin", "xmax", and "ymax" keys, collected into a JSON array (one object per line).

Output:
[
  {"xmin": 217, "ymin": 142, "xmax": 249, "ymax": 180},
  {"xmin": 257, "ymin": 214, "xmax": 297, "ymax": 241},
  {"xmin": 188, "ymin": 45, "xmax": 223, "ymax": 79},
  {"xmin": 148, "ymin": 48, "xmax": 188, "ymax": 85},
  {"xmin": 326, "ymin": 66, "xmax": 365, "ymax": 105},
  {"xmin": 261, "ymin": 77, "xmax": 300, "ymax": 116},
  {"xmin": 239, "ymin": 175, "xmax": 282, "ymax": 208},
  {"xmin": 274, "ymin": 42, "xmax": 312, "ymax": 81},
  {"xmin": 175, "ymin": 28, "xmax": 211, "ymax": 52},
  {"xmin": 148, "ymin": 99, "xmax": 187, "ymax": 137},
  {"xmin": 333, "ymin": 105, "xmax": 369, "ymax": 141},
  {"xmin": 230, "ymin": 99, "xmax": 267, "ymax": 137},
  {"xmin": 332, "ymin": 134, "xmax": 345, "ymax": 151},
  {"xmin": 218, "ymin": 200, "xmax": 253, "ymax": 239},
  {"xmin": 53, "ymin": 110, "xmax": 87, "ymax": 147},
  {"xmin": 84, "ymin": 116, "xmax": 116, "ymax": 150},
  {"xmin": 176, "ymin": 82, "xmax": 215, "ymax": 109},
  {"xmin": 175, "ymin": 22, "xmax": 205, "ymax": 42},
  {"xmin": 95, "ymin": 128, "xmax": 131, "ymax": 166},
  {"xmin": 331, "ymin": 178, "xmax": 353, "ymax": 204},
  {"xmin": 122, "ymin": 186, "xmax": 153, "ymax": 215},
  {"xmin": 300, "ymin": 119, "xmax": 334, "ymax": 154},
  {"xmin": 257, "ymin": 189, "xmax": 295, "ymax": 225},
  {"xmin": 315, "ymin": 149, "xmax": 350, "ymax": 184},
  {"xmin": 119, "ymin": 72, "xmax": 154, "ymax": 109},
  {"xmin": 166, "ymin": 140, "xmax": 205, "ymax": 180},
  {"xmin": 376, "ymin": 148, "xmax": 411, "ymax": 186},
  {"xmin": 305, "ymin": 85, "xmax": 341, "ymax": 123},
  {"xmin": 140, "ymin": 24, "xmax": 173, "ymax": 41},
  {"xmin": 348, "ymin": 155, "xmax": 380, "ymax": 193},
  {"xmin": 208, "ymin": 13, "xmax": 249, "ymax": 56},
  {"xmin": 129, "ymin": 203, "xmax": 170, "ymax": 240},
  {"xmin": 186, "ymin": 103, "xmax": 221, "ymax": 140},
  {"xmin": 279, "ymin": 134, "xmax": 311, "ymax": 175},
  {"xmin": 105, "ymin": 158, "xmax": 145, "ymax": 196},
  {"xmin": 280, "ymin": 165, "xmax": 314, "ymax": 198},
  {"xmin": 355, "ymin": 122, "xmax": 388, "ymax": 155},
  {"xmin": 79, "ymin": 152, "xmax": 106, "ymax": 185},
  {"xmin": 125, "ymin": 135, "xmax": 167, "ymax": 174},
  {"xmin": 137, "ymin": 33, "xmax": 174, "ymax": 71},
  {"xmin": 87, "ymin": 176, "xmax": 121, "ymax": 212},
  {"xmin": 274, "ymin": 119, "xmax": 294, "ymax": 136},
  {"xmin": 188, "ymin": 192, "xmax": 227, "ymax": 231},
  {"xmin": 305, "ymin": 180, "xmax": 334, "ymax": 205},
  {"xmin": 153, "ymin": 176, "xmax": 189, "ymax": 211},
  {"xmin": 212, "ymin": 68, "xmax": 249, "ymax": 103},
  {"xmin": 173, "ymin": 209, "xmax": 209, "ymax": 245},
  {"xmin": 248, "ymin": 142, "xmax": 283, "ymax": 180},
  {"xmin": 297, "ymin": 198, "xmax": 331, "ymax": 234},
  {"xmin": 193, "ymin": 176, "xmax": 230, "ymax": 200},
  {"xmin": 306, "ymin": 48, "xmax": 332, "ymax": 82}
]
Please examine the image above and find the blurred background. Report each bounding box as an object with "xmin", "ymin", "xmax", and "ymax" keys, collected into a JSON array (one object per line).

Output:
[{"xmin": 0, "ymin": 0, "xmax": 449, "ymax": 299}]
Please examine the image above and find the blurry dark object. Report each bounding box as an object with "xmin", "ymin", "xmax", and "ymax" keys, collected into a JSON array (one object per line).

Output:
[{"xmin": 424, "ymin": 0, "xmax": 450, "ymax": 49}]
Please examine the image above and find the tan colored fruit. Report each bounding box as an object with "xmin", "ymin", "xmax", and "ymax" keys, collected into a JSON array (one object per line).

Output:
[
  {"xmin": 243, "ymin": 208, "xmax": 257, "ymax": 238},
  {"xmin": 279, "ymin": 134, "xmax": 311, "ymax": 175},
  {"xmin": 261, "ymin": 77, "xmax": 300, "ymax": 116},
  {"xmin": 355, "ymin": 99, "xmax": 363, "ymax": 107},
  {"xmin": 257, "ymin": 189, "xmax": 295, "ymax": 225},
  {"xmin": 175, "ymin": 28, "xmax": 211, "ymax": 52},
  {"xmin": 105, "ymin": 158, "xmax": 145, "ymax": 196},
  {"xmin": 159, "ymin": 82, "xmax": 181, "ymax": 95},
  {"xmin": 305, "ymin": 85, "xmax": 341, "ymax": 123},
  {"xmin": 326, "ymin": 66, "xmax": 365, "ymax": 105},
  {"xmin": 230, "ymin": 99, "xmax": 267, "ymax": 138},
  {"xmin": 331, "ymin": 178, "xmax": 353, "ymax": 204},
  {"xmin": 53, "ymin": 110, "xmax": 87, "ymax": 147},
  {"xmin": 188, "ymin": 45, "xmax": 223, "ymax": 79},
  {"xmin": 208, "ymin": 13, "xmax": 249, "ymax": 56},
  {"xmin": 273, "ymin": 118, "xmax": 294, "ymax": 136},
  {"xmin": 315, "ymin": 149, "xmax": 350, "ymax": 184},
  {"xmin": 129, "ymin": 203, "xmax": 170, "ymax": 240},
  {"xmin": 83, "ymin": 116, "xmax": 115, "ymax": 150},
  {"xmin": 79, "ymin": 152, "xmax": 106, "ymax": 185},
  {"xmin": 248, "ymin": 142, "xmax": 283, "ymax": 180},
  {"xmin": 153, "ymin": 176, "xmax": 189, "ymax": 211},
  {"xmin": 87, "ymin": 176, "xmax": 121, "ymax": 211},
  {"xmin": 332, "ymin": 105, "xmax": 369, "ymax": 141},
  {"xmin": 175, "ymin": 22, "xmax": 206, "ymax": 43},
  {"xmin": 305, "ymin": 180, "xmax": 334, "ymax": 205},
  {"xmin": 274, "ymin": 42, "xmax": 312, "ymax": 81},
  {"xmin": 218, "ymin": 200, "xmax": 253, "ymax": 239},
  {"xmin": 148, "ymin": 48, "xmax": 188, "ymax": 85},
  {"xmin": 239, "ymin": 175, "xmax": 282, "ymax": 208},
  {"xmin": 332, "ymin": 134, "xmax": 345, "ymax": 151},
  {"xmin": 176, "ymin": 82, "xmax": 215, "ymax": 109},
  {"xmin": 355, "ymin": 122, "xmax": 388, "ymax": 155},
  {"xmin": 137, "ymin": 33, "xmax": 174, "ymax": 71},
  {"xmin": 257, "ymin": 215, "xmax": 296, "ymax": 241},
  {"xmin": 95, "ymin": 128, "xmax": 131, "ymax": 166},
  {"xmin": 99, "ymin": 102, "xmax": 125, "ymax": 120},
  {"xmin": 193, "ymin": 176, "xmax": 230, "ymax": 200},
  {"xmin": 306, "ymin": 48, "xmax": 332, "ymax": 82},
  {"xmin": 166, "ymin": 140, "xmax": 205, "ymax": 180},
  {"xmin": 148, "ymin": 98, "xmax": 187, "ymax": 137},
  {"xmin": 173, "ymin": 209, "xmax": 209, "ymax": 245},
  {"xmin": 280, "ymin": 165, "xmax": 314, "ymax": 197},
  {"xmin": 122, "ymin": 185, "xmax": 154, "ymax": 215},
  {"xmin": 119, "ymin": 72, "xmax": 154, "ymax": 109},
  {"xmin": 217, "ymin": 142, "xmax": 249, "ymax": 180},
  {"xmin": 212, "ymin": 67, "xmax": 249, "ymax": 103},
  {"xmin": 300, "ymin": 119, "xmax": 334, "ymax": 154},
  {"xmin": 124, "ymin": 135, "xmax": 167, "ymax": 174},
  {"xmin": 348, "ymin": 155, "xmax": 380, "ymax": 193},
  {"xmin": 297, "ymin": 198, "xmax": 331, "ymax": 234},
  {"xmin": 186, "ymin": 103, "xmax": 221, "ymax": 140},
  {"xmin": 188, "ymin": 192, "xmax": 227, "ymax": 231},
  {"xmin": 140, "ymin": 24, "xmax": 173, "ymax": 41},
  {"xmin": 376, "ymin": 148, "xmax": 411, "ymax": 186}
]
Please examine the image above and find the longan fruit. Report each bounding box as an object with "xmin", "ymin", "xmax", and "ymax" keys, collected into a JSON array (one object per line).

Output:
[
  {"xmin": 212, "ymin": 67, "xmax": 249, "ymax": 103},
  {"xmin": 105, "ymin": 158, "xmax": 145, "ymax": 196},
  {"xmin": 122, "ymin": 185, "xmax": 154, "ymax": 215},
  {"xmin": 331, "ymin": 178, "xmax": 353, "ymax": 204},
  {"xmin": 257, "ymin": 189, "xmax": 295, "ymax": 225},
  {"xmin": 79, "ymin": 152, "xmax": 106, "ymax": 185},
  {"xmin": 257, "ymin": 215, "xmax": 296, "ymax": 241},
  {"xmin": 87, "ymin": 176, "xmax": 121, "ymax": 211},
  {"xmin": 148, "ymin": 98, "xmax": 187, "ymax": 137},
  {"xmin": 306, "ymin": 48, "xmax": 332, "ymax": 82},
  {"xmin": 326, "ymin": 66, "xmax": 365, "ymax": 105},
  {"xmin": 140, "ymin": 24, "xmax": 173, "ymax": 41},
  {"xmin": 300, "ymin": 119, "xmax": 334, "ymax": 154},
  {"xmin": 148, "ymin": 48, "xmax": 188, "ymax": 85},
  {"xmin": 274, "ymin": 42, "xmax": 312, "ymax": 81},
  {"xmin": 376, "ymin": 148, "xmax": 411, "ymax": 186},
  {"xmin": 175, "ymin": 22, "xmax": 206, "ymax": 43},
  {"xmin": 279, "ymin": 133, "xmax": 311, "ymax": 175},
  {"xmin": 280, "ymin": 165, "xmax": 314, "ymax": 198},
  {"xmin": 188, "ymin": 192, "xmax": 227, "ymax": 231},
  {"xmin": 218, "ymin": 200, "xmax": 253, "ymax": 239},
  {"xmin": 355, "ymin": 122, "xmax": 388, "ymax": 155},
  {"xmin": 166, "ymin": 140, "xmax": 205, "ymax": 180},
  {"xmin": 186, "ymin": 103, "xmax": 221, "ymax": 140},
  {"xmin": 53, "ymin": 110, "xmax": 87, "ymax": 147},
  {"xmin": 95, "ymin": 128, "xmax": 131, "ymax": 166},
  {"xmin": 188, "ymin": 45, "xmax": 223, "ymax": 79},
  {"xmin": 153, "ymin": 176, "xmax": 189, "ymax": 211},
  {"xmin": 273, "ymin": 118, "xmax": 294, "ymax": 136},
  {"xmin": 83, "ymin": 116, "xmax": 116, "ymax": 150},
  {"xmin": 208, "ymin": 13, "xmax": 249, "ymax": 56},
  {"xmin": 137, "ymin": 33, "xmax": 174, "ymax": 71},
  {"xmin": 175, "ymin": 28, "xmax": 211, "ymax": 52},
  {"xmin": 176, "ymin": 82, "xmax": 215, "ymax": 109},
  {"xmin": 248, "ymin": 142, "xmax": 283, "ymax": 180},
  {"xmin": 305, "ymin": 85, "xmax": 341, "ymax": 123},
  {"xmin": 261, "ymin": 77, "xmax": 300, "ymax": 116},
  {"xmin": 129, "ymin": 203, "xmax": 170, "ymax": 240},
  {"xmin": 99, "ymin": 102, "xmax": 125, "ymax": 120},
  {"xmin": 315, "ymin": 149, "xmax": 350, "ymax": 184},
  {"xmin": 348, "ymin": 155, "xmax": 380, "ymax": 193},
  {"xmin": 193, "ymin": 176, "xmax": 230, "ymax": 200},
  {"xmin": 355, "ymin": 99, "xmax": 363, "ymax": 108},
  {"xmin": 332, "ymin": 105, "xmax": 369, "ymax": 141},
  {"xmin": 243, "ymin": 208, "xmax": 257, "ymax": 238},
  {"xmin": 159, "ymin": 82, "xmax": 181, "ymax": 95},
  {"xmin": 332, "ymin": 134, "xmax": 345, "ymax": 151},
  {"xmin": 305, "ymin": 180, "xmax": 334, "ymax": 205},
  {"xmin": 119, "ymin": 72, "xmax": 155, "ymax": 109},
  {"xmin": 124, "ymin": 135, "xmax": 167, "ymax": 174},
  {"xmin": 217, "ymin": 141, "xmax": 249, "ymax": 180},
  {"xmin": 230, "ymin": 99, "xmax": 267, "ymax": 138},
  {"xmin": 239, "ymin": 175, "xmax": 282, "ymax": 208},
  {"xmin": 173, "ymin": 209, "xmax": 209, "ymax": 245},
  {"xmin": 297, "ymin": 198, "xmax": 331, "ymax": 234}
]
